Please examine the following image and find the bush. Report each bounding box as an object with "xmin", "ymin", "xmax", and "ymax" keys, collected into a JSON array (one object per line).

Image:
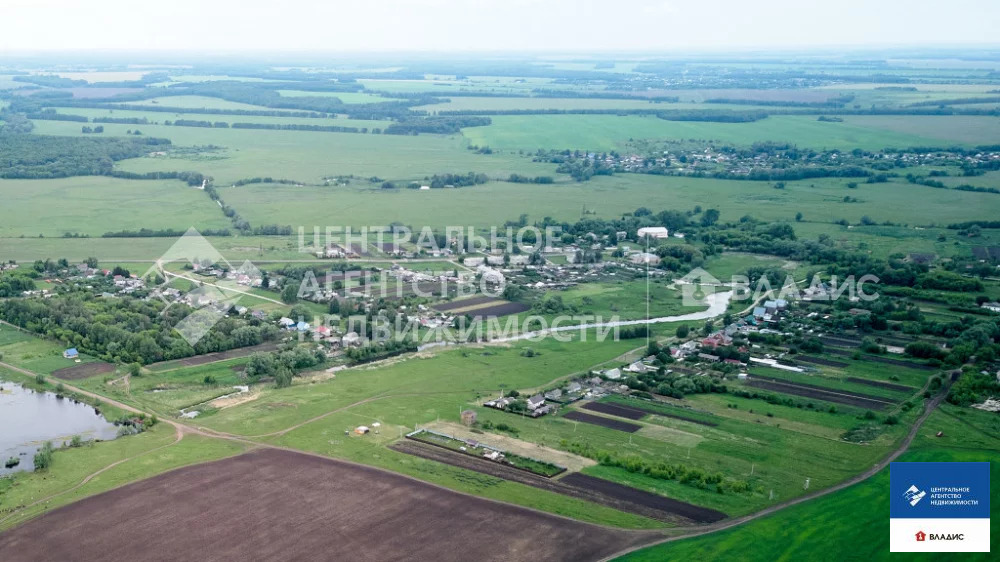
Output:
[{"xmin": 33, "ymin": 441, "xmax": 54, "ymax": 470}]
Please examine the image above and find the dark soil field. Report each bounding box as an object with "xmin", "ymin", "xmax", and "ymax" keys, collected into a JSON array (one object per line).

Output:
[
  {"xmin": 563, "ymin": 411, "xmax": 642, "ymax": 432},
  {"xmin": 559, "ymin": 473, "xmax": 727, "ymax": 524},
  {"xmin": 746, "ymin": 377, "xmax": 894, "ymax": 410},
  {"xmin": 845, "ymin": 377, "xmax": 915, "ymax": 392},
  {"xmin": 620, "ymin": 399, "xmax": 720, "ymax": 427},
  {"xmin": 390, "ymin": 440, "xmax": 712, "ymax": 525},
  {"xmin": 433, "ymin": 295, "xmax": 500, "ymax": 311},
  {"xmin": 49, "ymin": 361, "xmax": 114, "ymax": 380},
  {"xmin": 825, "ymin": 349, "xmax": 937, "ymax": 370},
  {"xmin": 146, "ymin": 342, "xmax": 280, "ymax": 371},
  {"xmin": 582, "ymin": 401, "xmax": 647, "ymax": 420},
  {"xmin": 793, "ymin": 355, "xmax": 848, "ymax": 368},
  {"xmin": 468, "ymin": 302, "xmax": 531, "ymax": 319},
  {"xmin": 819, "ymin": 336, "xmax": 861, "ymax": 348},
  {"xmin": 0, "ymin": 448, "xmax": 657, "ymax": 562}
]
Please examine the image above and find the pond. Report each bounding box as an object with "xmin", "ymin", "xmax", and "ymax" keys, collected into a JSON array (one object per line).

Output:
[{"xmin": 0, "ymin": 381, "xmax": 119, "ymax": 475}]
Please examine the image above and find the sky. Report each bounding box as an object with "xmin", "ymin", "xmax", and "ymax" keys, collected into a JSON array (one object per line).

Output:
[{"xmin": 2, "ymin": 0, "xmax": 998, "ymax": 53}]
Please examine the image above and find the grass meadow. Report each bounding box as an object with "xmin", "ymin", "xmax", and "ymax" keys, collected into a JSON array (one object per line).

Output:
[
  {"xmin": 0, "ymin": 177, "xmax": 229, "ymax": 237},
  {"xmin": 29, "ymin": 119, "xmax": 553, "ymax": 184},
  {"xmin": 616, "ymin": 405, "xmax": 1000, "ymax": 561}
]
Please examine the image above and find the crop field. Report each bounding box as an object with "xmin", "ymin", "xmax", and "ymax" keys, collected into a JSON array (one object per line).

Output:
[
  {"xmin": 276, "ymin": 90, "xmax": 402, "ymax": 104},
  {"xmin": 215, "ymin": 172, "xmax": 1000, "ymax": 234},
  {"xmin": 49, "ymin": 361, "xmax": 115, "ymax": 381},
  {"xmin": 432, "ymin": 295, "xmax": 504, "ymax": 312},
  {"xmin": 416, "ymin": 96, "xmax": 678, "ymax": 112},
  {"xmin": 0, "ymin": 177, "xmax": 229, "ymax": 237},
  {"xmin": 460, "ymin": 114, "xmax": 965, "ymax": 152},
  {"xmin": 560, "ymin": 473, "xmax": 727, "ymax": 523},
  {"xmin": 146, "ymin": 342, "xmax": 280, "ymax": 371},
  {"xmin": 29, "ymin": 120, "xmax": 548, "ymax": 184},
  {"xmin": 742, "ymin": 377, "xmax": 897, "ymax": 410},
  {"xmin": 52, "ymin": 106, "xmax": 390, "ymax": 130},
  {"xmin": 598, "ymin": 397, "xmax": 721, "ymax": 427},
  {"xmin": 219, "ymin": 179, "xmax": 681, "ymax": 229},
  {"xmin": 0, "ymin": 448, "xmax": 657, "ymax": 561},
  {"xmin": 129, "ymin": 95, "xmax": 295, "ymax": 111},
  {"xmin": 582, "ymin": 401, "xmax": 648, "ymax": 420},
  {"xmin": 837, "ymin": 115, "xmax": 1000, "ymax": 146},
  {"xmin": 431, "ymin": 297, "xmax": 529, "ymax": 318},
  {"xmin": 389, "ymin": 439, "xmax": 690, "ymax": 523},
  {"xmin": 563, "ymin": 410, "xmax": 644, "ymax": 432}
]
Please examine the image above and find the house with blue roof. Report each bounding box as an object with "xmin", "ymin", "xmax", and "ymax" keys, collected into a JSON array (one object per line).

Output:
[{"xmin": 63, "ymin": 348, "xmax": 79, "ymax": 359}]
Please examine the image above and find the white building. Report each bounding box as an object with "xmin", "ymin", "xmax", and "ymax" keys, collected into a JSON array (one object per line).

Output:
[{"xmin": 637, "ymin": 226, "xmax": 670, "ymax": 239}]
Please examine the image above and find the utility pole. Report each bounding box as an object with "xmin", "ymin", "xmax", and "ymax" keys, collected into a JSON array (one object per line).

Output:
[{"xmin": 645, "ymin": 234, "xmax": 650, "ymax": 348}]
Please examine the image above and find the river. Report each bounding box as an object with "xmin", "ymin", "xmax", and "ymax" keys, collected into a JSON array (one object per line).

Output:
[{"xmin": 0, "ymin": 381, "xmax": 119, "ymax": 475}]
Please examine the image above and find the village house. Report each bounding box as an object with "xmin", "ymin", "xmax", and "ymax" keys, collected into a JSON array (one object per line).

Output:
[
  {"xmin": 526, "ymin": 394, "xmax": 546, "ymax": 410},
  {"xmin": 981, "ymin": 302, "xmax": 1000, "ymax": 313},
  {"xmin": 629, "ymin": 252, "xmax": 661, "ymax": 266}
]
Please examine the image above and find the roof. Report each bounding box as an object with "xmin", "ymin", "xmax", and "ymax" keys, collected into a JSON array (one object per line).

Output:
[
  {"xmin": 64, "ymin": 348, "xmax": 78, "ymax": 355},
  {"xmin": 637, "ymin": 226, "xmax": 670, "ymax": 238}
]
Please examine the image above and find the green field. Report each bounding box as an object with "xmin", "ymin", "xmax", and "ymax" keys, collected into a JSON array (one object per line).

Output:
[
  {"xmin": 276, "ymin": 90, "xmax": 403, "ymax": 104},
  {"xmin": 541, "ymin": 280, "xmax": 702, "ymax": 321},
  {"xmin": 0, "ymin": 330, "xmax": 100, "ymax": 374},
  {"xmin": 221, "ymin": 173, "xmax": 1000, "ymax": 232},
  {"xmin": 56, "ymin": 106, "xmax": 390, "ymax": 131},
  {"xmin": 460, "ymin": 114, "xmax": 984, "ymax": 152},
  {"xmin": 417, "ymin": 96, "xmax": 677, "ymax": 112},
  {"xmin": 616, "ymin": 406, "xmax": 1000, "ymax": 561},
  {"xmin": 129, "ymin": 95, "xmax": 295, "ymax": 111},
  {"xmin": 0, "ymin": 176, "xmax": 229, "ymax": 237},
  {"xmin": 29, "ymin": 120, "xmax": 551, "ymax": 185}
]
